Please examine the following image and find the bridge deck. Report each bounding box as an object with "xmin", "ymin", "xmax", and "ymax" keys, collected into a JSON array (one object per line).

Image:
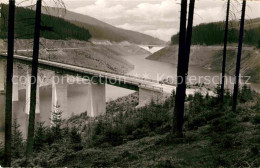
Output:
[{"xmin": 0, "ymin": 54, "xmax": 169, "ymax": 92}]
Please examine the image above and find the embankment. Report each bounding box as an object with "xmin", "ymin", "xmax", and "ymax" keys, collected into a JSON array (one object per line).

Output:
[
  {"xmin": 7, "ymin": 38, "xmax": 151, "ymax": 74},
  {"xmin": 147, "ymin": 45, "xmax": 260, "ymax": 83}
]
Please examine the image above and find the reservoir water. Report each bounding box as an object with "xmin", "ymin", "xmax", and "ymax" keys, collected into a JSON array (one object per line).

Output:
[{"xmin": 0, "ymin": 94, "xmax": 5, "ymax": 142}]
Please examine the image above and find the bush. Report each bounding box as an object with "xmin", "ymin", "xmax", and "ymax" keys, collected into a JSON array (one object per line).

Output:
[
  {"xmin": 210, "ymin": 112, "xmax": 236, "ymax": 133},
  {"xmin": 89, "ymin": 101, "xmax": 171, "ymax": 146},
  {"xmin": 238, "ymin": 85, "xmax": 254, "ymax": 103},
  {"xmin": 12, "ymin": 120, "xmax": 24, "ymax": 159},
  {"xmin": 156, "ymin": 159, "xmax": 174, "ymax": 168},
  {"xmin": 70, "ymin": 127, "xmax": 82, "ymax": 144},
  {"xmin": 253, "ymin": 113, "xmax": 260, "ymax": 124},
  {"xmin": 0, "ymin": 145, "xmax": 3, "ymax": 165},
  {"xmin": 104, "ymin": 127, "xmax": 125, "ymax": 146},
  {"xmin": 34, "ymin": 123, "xmax": 47, "ymax": 151}
]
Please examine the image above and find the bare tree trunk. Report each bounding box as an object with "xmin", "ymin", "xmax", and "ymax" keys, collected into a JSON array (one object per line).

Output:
[
  {"xmin": 4, "ymin": 0, "xmax": 15, "ymax": 166},
  {"xmin": 220, "ymin": 0, "xmax": 230, "ymax": 102},
  {"xmin": 233, "ymin": 0, "xmax": 246, "ymax": 111},
  {"xmin": 173, "ymin": 0, "xmax": 187, "ymax": 137},
  {"xmin": 26, "ymin": 0, "xmax": 42, "ymax": 160},
  {"xmin": 173, "ymin": 0, "xmax": 195, "ymax": 137},
  {"xmin": 184, "ymin": 0, "xmax": 195, "ymax": 77}
]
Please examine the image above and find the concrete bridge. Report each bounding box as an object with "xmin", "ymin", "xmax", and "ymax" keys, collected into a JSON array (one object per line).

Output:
[
  {"xmin": 0, "ymin": 53, "xmax": 173, "ymax": 135},
  {"xmin": 138, "ymin": 45, "xmax": 165, "ymax": 54}
]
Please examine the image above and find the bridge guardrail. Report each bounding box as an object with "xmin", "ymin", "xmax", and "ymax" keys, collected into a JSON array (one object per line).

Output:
[
  {"xmin": 140, "ymin": 84, "xmax": 163, "ymax": 92},
  {"xmin": 36, "ymin": 55, "xmax": 160, "ymax": 84},
  {"xmin": 0, "ymin": 54, "xmax": 164, "ymax": 92}
]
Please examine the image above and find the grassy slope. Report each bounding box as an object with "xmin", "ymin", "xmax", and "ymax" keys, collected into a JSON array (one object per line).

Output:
[
  {"xmin": 171, "ymin": 18, "xmax": 260, "ymax": 46},
  {"xmin": 0, "ymin": 4, "xmax": 91, "ymax": 41},
  {"xmin": 62, "ymin": 88, "xmax": 260, "ymax": 167},
  {"xmin": 3, "ymin": 87, "xmax": 260, "ymax": 167},
  {"xmin": 41, "ymin": 7, "xmax": 165, "ymax": 45}
]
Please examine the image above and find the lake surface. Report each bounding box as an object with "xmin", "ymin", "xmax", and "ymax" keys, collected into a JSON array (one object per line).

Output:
[
  {"xmin": 0, "ymin": 94, "xmax": 4, "ymax": 142},
  {"xmin": 0, "ymin": 132, "xmax": 3, "ymax": 143}
]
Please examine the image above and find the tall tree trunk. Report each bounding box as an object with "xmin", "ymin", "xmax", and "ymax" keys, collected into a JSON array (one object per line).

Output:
[
  {"xmin": 173, "ymin": 0, "xmax": 195, "ymax": 137},
  {"xmin": 26, "ymin": 0, "xmax": 42, "ymax": 160},
  {"xmin": 173, "ymin": 0, "xmax": 187, "ymax": 137},
  {"xmin": 220, "ymin": 0, "xmax": 230, "ymax": 102},
  {"xmin": 184, "ymin": 0, "xmax": 195, "ymax": 76},
  {"xmin": 4, "ymin": 0, "xmax": 15, "ymax": 166},
  {"xmin": 233, "ymin": 0, "xmax": 246, "ymax": 111}
]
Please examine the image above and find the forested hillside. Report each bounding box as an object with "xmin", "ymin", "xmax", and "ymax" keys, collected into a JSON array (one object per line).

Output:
[
  {"xmin": 0, "ymin": 4, "xmax": 92, "ymax": 41},
  {"xmin": 171, "ymin": 18, "xmax": 260, "ymax": 46},
  {"xmin": 40, "ymin": 7, "xmax": 165, "ymax": 45}
]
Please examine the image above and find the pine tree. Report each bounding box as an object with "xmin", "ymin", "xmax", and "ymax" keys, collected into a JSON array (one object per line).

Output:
[
  {"xmin": 11, "ymin": 119, "xmax": 24, "ymax": 159},
  {"xmin": 51, "ymin": 105, "xmax": 64, "ymax": 139}
]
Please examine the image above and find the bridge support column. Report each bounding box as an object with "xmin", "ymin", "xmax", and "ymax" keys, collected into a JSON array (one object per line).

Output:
[
  {"xmin": 12, "ymin": 63, "xmax": 18, "ymax": 101},
  {"xmin": 13, "ymin": 101, "xmax": 29, "ymax": 139},
  {"xmin": 52, "ymin": 74, "xmax": 68, "ymax": 119},
  {"xmin": 137, "ymin": 86, "xmax": 163, "ymax": 108},
  {"xmin": 89, "ymin": 83, "xmax": 106, "ymax": 117},
  {"xmin": 25, "ymin": 68, "xmax": 40, "ymax": 115},
  {"xmin": 0, "ymin": 58, "xmax": 6, "ymax": 92}
]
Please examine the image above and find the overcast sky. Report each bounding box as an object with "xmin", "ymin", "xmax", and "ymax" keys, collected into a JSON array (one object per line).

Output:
[{"xmin": 1, "ymin": 0, "xmax": 260, "ymax": 41}]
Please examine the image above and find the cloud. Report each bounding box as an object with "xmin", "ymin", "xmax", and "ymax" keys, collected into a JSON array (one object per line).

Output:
[
  {"xmin": 144, "ymin": 28, "xmax": 178, "ymax": 42},
  {"xmin": 73, "ymin": 0, "xmax": 126, "ymax": 19},
  {"xmin": 117, "ymin": 23, "xmax": 159, "ymax": 32},
  {"xmin": 71, "ymin": 0, "xmax": 181, "ymax": 41},
  {"xmin": 194, "ymin": 6, "xmax": 225, "ymax": 25},
  {"xmin": 126, "ymin": 0, "xmax": 179, "ymax": 22}
]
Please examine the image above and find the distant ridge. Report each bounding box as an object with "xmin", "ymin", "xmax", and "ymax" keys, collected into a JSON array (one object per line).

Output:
[
  {"xmin": 171, "ymin": 18, "xmax": 260, "ymax": 46},
  {"xmin": 41, "ymin": 7, "xmax": 166, "ymax": 45}
]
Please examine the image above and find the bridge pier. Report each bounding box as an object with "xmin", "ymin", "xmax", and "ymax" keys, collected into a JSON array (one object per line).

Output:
[
  {"xmin": 52, "ymin": 74, "xmax": 68, "ymax": 119},
  {"xmin": 0, "ymin": 58, "xmax": 6, "ymax": 92},
  {"xmin": 13, "ymin": 100, "xmax": 29, "ymax": 139},
  {"xmin": 137, "ymin": 86, "xmax": 163, "ymax": 108},
  {"xmin": 25, "ymin": 68, "xmax": 40, "ymax": 115},
  {"xmin": 89, "ymin": 82, "xmax": 106, "ymax": 117},
  {"xmin": 0, "ymin": 60, "xmax": 19, "ymax": 100},
  {"xmin": 52, "ymin": 75, "xmax": 106, "ymax": 119},
  {"xmin": 12, "ymin": 63, "xmax": 18, "ymax": 101}
]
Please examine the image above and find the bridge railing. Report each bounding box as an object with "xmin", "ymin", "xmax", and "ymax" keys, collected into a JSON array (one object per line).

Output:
[
  {"xmin": 1, "ymin": 53, "xmax": 159, "ymax": 83},
  {"xmin": 140, "ymin": 84, "xmax": 163, "ymax": 92},
  {"xmin": 0, "ymin": 54, "xmax": 164, "ymax": 92}
]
